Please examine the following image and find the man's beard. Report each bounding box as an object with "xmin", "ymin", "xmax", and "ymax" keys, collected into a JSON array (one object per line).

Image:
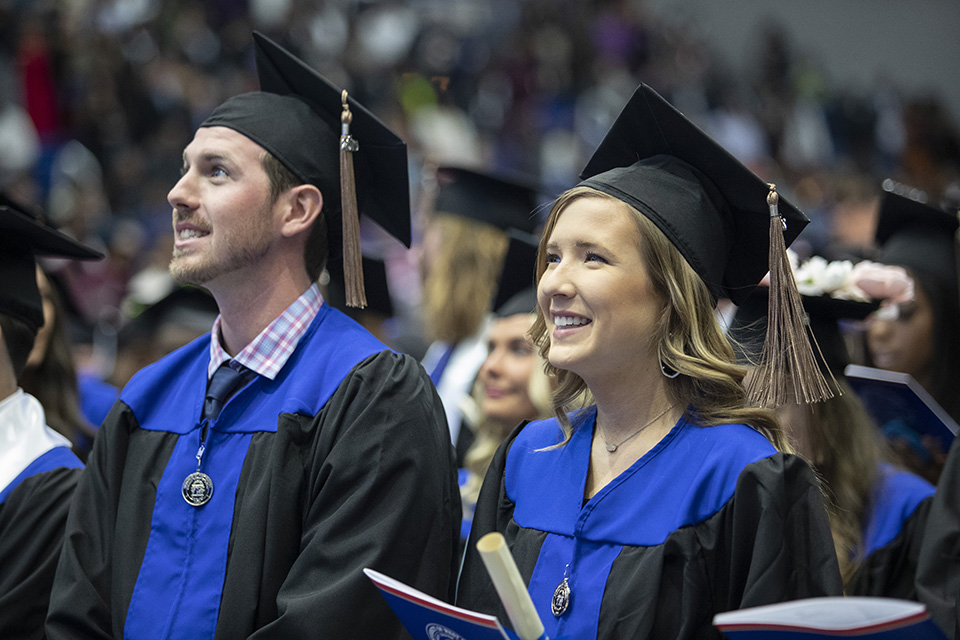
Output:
[{"xmin": 169, "ymin": 207, "xmax": 273, "ymax": 287}]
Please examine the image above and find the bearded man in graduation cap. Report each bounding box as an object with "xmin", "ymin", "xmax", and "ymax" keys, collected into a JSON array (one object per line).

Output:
[
  {"xmin": 47, "ymin": 33, "xmax": 460, "ymax": 640},
  {"xmin": 0, "ymin": 198, "xmax": 102, "ymax": 640}
]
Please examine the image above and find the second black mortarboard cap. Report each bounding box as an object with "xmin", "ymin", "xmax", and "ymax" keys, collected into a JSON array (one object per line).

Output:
[
  {"xmin": 579, "ymin": 83, "xmax": 808, "ymax": 306},
  {"xmin": 0, "ymin": 196, "xmax": 103, "ymax": 331},
  {"xmin": 875, "ymin": 181, "xmax": 959, "ymax": 296},
  {"xmin": 492, "ymin": 230, "xmax": 540, "ymax": 317},
  {"xmin": 433, "ymin": 166, "xmax": 541, "ymax": 235}
]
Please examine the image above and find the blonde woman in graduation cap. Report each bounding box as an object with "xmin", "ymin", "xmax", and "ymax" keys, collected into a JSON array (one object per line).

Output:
[{"xmin": 457, "ymin": 84, "xmax": 843, "ymax": 639}]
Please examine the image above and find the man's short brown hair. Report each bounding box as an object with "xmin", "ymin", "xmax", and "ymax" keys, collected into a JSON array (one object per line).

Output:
[{"xmin": 261, "ymin": 152, "xmax": 328, "ymax": 282}]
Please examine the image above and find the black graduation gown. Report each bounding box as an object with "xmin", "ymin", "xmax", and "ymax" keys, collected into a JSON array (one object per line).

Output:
[
  {"xmin": 847, "ymin": 463, "xmax": 935, "ymax": 599},
  {"xmin": 46, "ymin": 305, "xmax": 460, "ymax": 640},
  {"xmin": 0, "ymin": 457, "xmax": 82, "ymax": 640},
  {"xmin": 916, "ymin": 437, "xmax": 960, "ymax": 639},
  {"xmin": 457, "ymin": 408, "xmax": 843, "ymax": 640}
]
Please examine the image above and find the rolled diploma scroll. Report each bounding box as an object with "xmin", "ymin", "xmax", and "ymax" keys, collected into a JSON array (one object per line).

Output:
[{"xmin": 476, "ymin": 532, "xmax": 547, "ymax": 640}]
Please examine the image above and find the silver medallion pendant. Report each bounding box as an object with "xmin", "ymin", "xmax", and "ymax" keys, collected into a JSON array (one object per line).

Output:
[
  {"xmin": 551, "ymin": 577, "xmax": 571, "ymax": 617},
  {"xmin": 182, "ymin": 471, "xmax": 214, "ymax": 507}
]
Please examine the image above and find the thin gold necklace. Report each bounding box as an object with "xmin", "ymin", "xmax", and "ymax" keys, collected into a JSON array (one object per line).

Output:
[{"xmin": 598, "ymin": 403, "xmax": 676, "ymax": 453}]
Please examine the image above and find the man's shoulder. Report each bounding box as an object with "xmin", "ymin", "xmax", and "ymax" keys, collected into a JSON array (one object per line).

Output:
[{"xmin": 119, "ymin": 334, "xmax": 208, "ymax": 409}]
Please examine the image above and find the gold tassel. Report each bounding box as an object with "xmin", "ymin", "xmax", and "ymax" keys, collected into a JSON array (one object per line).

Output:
[
  {"xmin": 340, "ymin": 89, "xmax": 366, "ymax": 308},
  {"xmin": 746, "ymin": 185, "xmax": 835, "ymax": 407}
]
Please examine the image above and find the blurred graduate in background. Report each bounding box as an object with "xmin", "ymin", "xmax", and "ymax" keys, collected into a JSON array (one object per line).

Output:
[
  {"xmin": 458, "ymin": 230, "xmax": 555, "ymax": 542},
  {"xmin": 419, "ymin": 166, "xmax": 542, "ymax": 462},
  {"xmin": 863, "ymin": 182, "xmax": 960, "ymax": 483},
  {"xmin": 0, "ymin": 198, "xmax": 102, "ymax": 638}
]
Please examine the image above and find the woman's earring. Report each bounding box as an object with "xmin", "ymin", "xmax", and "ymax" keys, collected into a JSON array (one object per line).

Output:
[
  {"xmin": 660, "ymin": 360, "xmax": 680, "ymax": 379},
  {"xmin": 659, "ymin": 343, "xmax": 680, "ymax": 378}
]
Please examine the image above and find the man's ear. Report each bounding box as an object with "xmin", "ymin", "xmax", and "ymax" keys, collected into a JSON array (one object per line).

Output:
[{"xmin": 279, "ymin": 184, "xmax": 323, "ymax": 238}]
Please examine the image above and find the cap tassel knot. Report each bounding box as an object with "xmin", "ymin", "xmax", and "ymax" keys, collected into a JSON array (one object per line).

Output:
[
  {"xmin": 746, "ymin": 184, "xmax": 835, "ymax": 407},
  {"xmin": 340, "ymin": 89, "xmax": 366, "ymax": 308}
]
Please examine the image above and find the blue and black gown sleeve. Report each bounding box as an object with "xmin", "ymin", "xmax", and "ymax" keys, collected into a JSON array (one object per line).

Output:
[
  {"xmin": 237, "ymin": 351, "xmax": 461, "ymax": 639},
  {"xmin": 0, "ymin": 466, "xmax": 82, "ymax": 640}
]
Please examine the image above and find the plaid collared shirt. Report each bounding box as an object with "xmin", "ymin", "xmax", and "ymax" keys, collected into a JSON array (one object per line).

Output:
[{"xmin": 207, "ymin": 283, "xmax": 323, "ymax": 380}]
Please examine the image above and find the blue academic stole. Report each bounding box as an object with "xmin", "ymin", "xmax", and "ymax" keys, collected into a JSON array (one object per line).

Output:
[{"xmin": 122, "ymin": 306, "xmax": 386, "ymax": 639}]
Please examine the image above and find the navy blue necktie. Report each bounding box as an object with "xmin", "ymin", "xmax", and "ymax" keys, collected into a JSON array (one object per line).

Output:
[{"xmin": 203, "ymin": 364, "xmax": 249, "ymax": 421}]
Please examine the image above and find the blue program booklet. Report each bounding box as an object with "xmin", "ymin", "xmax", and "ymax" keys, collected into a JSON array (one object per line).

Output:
[
  {"xmin": 364, "ymin": 568, "xmax": 522, "ymax": 640},
  {"xmin": 845, "ymin": 364, "xmax": 958, "ymax": 454},
  {"xmin": 713, "ymin": 597, "xmax": 948, "ymax": 640}
]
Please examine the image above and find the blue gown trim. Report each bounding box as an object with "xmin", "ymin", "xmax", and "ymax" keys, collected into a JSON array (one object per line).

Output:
[
  {"xmin": 505, "ymin": 406, "xmax": 778, "ymax": 546},
  {"xmin": 505, "ymin": 408, "xmax": 777, "ymax": 637},
  {"xmin": 528, "ymin": 533, "xmax": 621, "ymax": 639},
  {"xmin": 120, "ymin": 304, "xmax": 389, "ymax": 434},
  {"xmin": 0, "ymin": 446, "xmax": 82, "ymax": 504},
  {"xmin": 123, "ymin": 305, "xmax": 388, "ymax": 637},
  {"xmin": 863, "ymin": 462, "xmax": 935, "ymax": 556},
  {"xmin": 458, "ymin": 468, "xmax": 473, "ymax": 541}
]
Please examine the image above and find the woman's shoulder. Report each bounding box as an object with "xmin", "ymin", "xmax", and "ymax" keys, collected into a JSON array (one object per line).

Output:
[
  {"xmin": 675, "ymin": 419, "xmax": 778, "ymax": 461},
  {"xmin": 511, "ymin": 414, "xmax": 567, "ymax": 451}
]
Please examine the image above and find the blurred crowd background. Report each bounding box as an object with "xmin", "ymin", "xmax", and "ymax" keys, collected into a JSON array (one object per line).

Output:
[{"xmin": 2, "ymin": 0, "xmax": 959, "ymax": 386}]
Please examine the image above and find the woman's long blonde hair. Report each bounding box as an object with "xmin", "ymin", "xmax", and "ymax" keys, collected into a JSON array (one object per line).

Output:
[
  {"xmin": 529, "ymin": 187, "xmax": 787, "ymax": 449},
  {"xmin": 421, "ymin": 213, "xmax": 508, "ymax": 343}
]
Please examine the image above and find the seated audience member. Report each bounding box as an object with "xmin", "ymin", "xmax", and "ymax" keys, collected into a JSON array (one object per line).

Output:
[
  {"xmin": 917, "ymin": 435, "xmax": 960, "ymax": 639},
  {"xmin": 864, "ymin": 184, "xmax": 960, "ymax": 481},
  {"xmin": 459, "ymin": 231, "xmax": 555, "ymax": 541},
  {"xmin": 0, "ymin": 199, "xmax": 102, "ymax": 639},
  {"xmin": 419, "ymin": 166, "xmax": 541, "ymax": 462},
  {"xmin": 111, "ymin": 284, "xmax": 220, "ymax": 388}
]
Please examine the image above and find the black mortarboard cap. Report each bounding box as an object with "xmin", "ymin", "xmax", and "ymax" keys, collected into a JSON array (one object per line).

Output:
[
  {"xmin": 0, "ymin": 197, "xmax": 102, "ymax": 331},
  {"xmin": 875, "ymin": 181, "xmax": 959, "ymax": 295},
  {"xmin": 579, "ymin": 84, "xmax": 809, "ymax": 305},
  {"xmin": 492, "ymin": 230, "xmax": 540, "ymax": 317},
  {"xmin": 199, "ymin": 32, "xmax": 411, "ymax": 282},
  {"xmin": 433, "ymin": 166, "xmax": 541, "ymax": 235}
]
